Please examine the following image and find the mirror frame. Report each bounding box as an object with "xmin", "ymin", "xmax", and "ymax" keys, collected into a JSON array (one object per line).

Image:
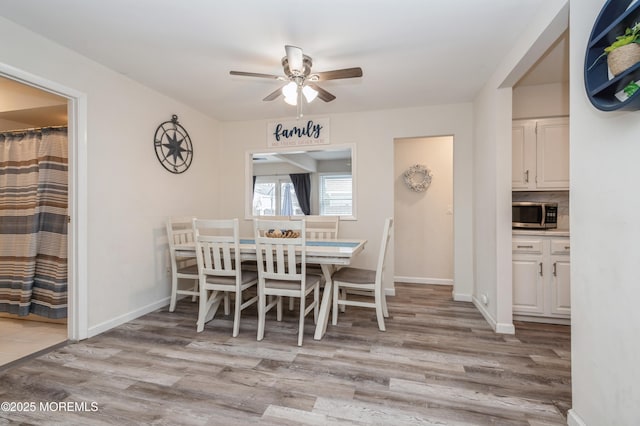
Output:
[{"xmin": 245, "ymin": 143, "xmax": 357, "ymax": 220}]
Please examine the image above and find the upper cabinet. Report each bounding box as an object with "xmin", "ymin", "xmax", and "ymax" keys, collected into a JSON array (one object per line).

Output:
[{"xmin": 512, "ymin": 117, "xmax": 569, "ymax": 191}]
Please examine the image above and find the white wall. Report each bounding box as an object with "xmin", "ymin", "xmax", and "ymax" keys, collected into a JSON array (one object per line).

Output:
[
  {"xmin": 394, "ymin": 136, "xmax": 453, "ymax": 284},
  {"xmin": 218, "ymin": 105, "xmax": 474, "ymax": 299},
  {"xmin": 0, "ymin": 17, "xmax": 220, "ymax": 337},
  {"xmin": 569, "ymin": 1, "xmax": 640, "ymax": 424},
  {"xmin": 0, "ymin": 77, "xmax": 66, "ymax": 111},
  {"xmin": 471, "ymin": 1, "xmax": 569, "ymax": 334},
  {"xmin": 513, "ymin": 82, "xmax": 570, "ymax": 119}
]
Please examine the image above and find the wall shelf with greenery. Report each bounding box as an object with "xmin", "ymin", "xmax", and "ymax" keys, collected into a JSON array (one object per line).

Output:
[{"xmin": 585, "ymin": 0, "xmax": 640, "ymax": 111}]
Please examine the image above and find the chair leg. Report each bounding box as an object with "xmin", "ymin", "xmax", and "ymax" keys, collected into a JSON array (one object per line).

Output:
[
  {"xmin": 289, "ymin": 297, "xmax": 295, "ymax": 311},
  {"xmin": 381, "ymin": 290, "xmax": 389, "ymax": 318},
  {"xmin": 375, "ymin": 286, "xmax": 386, "ymax": 331},
  {"xmin": 169, "ymin": 274, "xmax": 178, "ymax": 312},
  {"xmin": 257, "ymin": 291, "xmax": 265, "ymax": 341},
  {"xmin": 224, "ymin": 293, "xmax": 230, "ymax": 315},
  {"xmin": 313, "ymin": 284, "xmax": 319, "ymax": 323},
  {"xmin": 332, "ymin": 281, "xmax": 340, "ymax": 325},
  {"xmin": 191, "ymin": 280, "xmax": 198, "ymax": 302},
  {"xmin": 232, "ymin": 290, "xmax": 242, "ymax": 337},
  {"xmin": 298, "ymin": 293, "xmax": 305, "ymax": 346},
  {"xmin": 196, "ymin": 284, "xmax": 207, "ymax": 332},
  {"xmin": 277, "ymin": 297, "xmax": 283, "ymax": 321}
]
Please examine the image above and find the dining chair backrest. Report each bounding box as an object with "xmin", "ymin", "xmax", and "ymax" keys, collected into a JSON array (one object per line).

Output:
[
  {"xmin": 166, "ymin": 216, "xmax": 199, "ymax": 312},
  {"xmin": 254, "ymin": 219, "xmax": 306, "ymax": 280},
  {"xmin": 301, "ymin": 215, "xmax": 339, "ymax": 240},
  {"xmin": 192, "ymin": 218, "xmax": 240, "ymax": 280},
  {"xmin": 167, "ymin": 216, "xmax": 195, "ymax": 250},
  {"xmin": 254, "ymin": 215, "xmax": 291, "ymax": 221},
  {"xmin": 376, "ymin": 217, "xmax": 394, "ymax": 283}
]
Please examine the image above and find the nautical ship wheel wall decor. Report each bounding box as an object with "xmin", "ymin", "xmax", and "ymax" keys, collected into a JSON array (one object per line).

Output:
[{"xmin": 153, "ymin": 114, "xmax": 193, "ymax": 174}]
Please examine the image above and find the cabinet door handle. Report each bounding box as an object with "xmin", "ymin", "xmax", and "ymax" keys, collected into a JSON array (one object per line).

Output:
[
  {"xmin": 553, "ymin": 262, "xmax": 557, "ymax": 276},
  {"xmin": 524, "ymin": 170, "xmax": 529, "ymax": 183},
  {"xmin": 539, "ymin": 262, "xmax": 543, "ymax": 276},
  {"xmin": 517, "ymin": 245, "xmax": 533, "ymax": 248},
  {"xmin": 564, "ymin": 246, "xmax": 570, "ymax": 250}
]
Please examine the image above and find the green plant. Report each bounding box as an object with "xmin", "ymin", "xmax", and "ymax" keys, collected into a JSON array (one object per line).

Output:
[
  {"xmin": 605, "ymin": 22, "xmax": 640, "ymax": 53},
  {"xmin": 589, "ymin": 22, "xmax": 640, "ymax": 70},
  {"xmin": 623, "ymin": 81, "xmax": 639, "ymax": 97}
]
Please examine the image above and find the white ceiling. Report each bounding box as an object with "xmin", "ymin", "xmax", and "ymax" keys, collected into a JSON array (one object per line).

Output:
[{"xmin": 0, "ymin": 0, "xmax": 567, "ymax": 122}]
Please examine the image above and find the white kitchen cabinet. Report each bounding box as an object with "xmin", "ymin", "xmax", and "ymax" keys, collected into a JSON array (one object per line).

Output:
[
  {"xmin": 512, "ymin": 117, "xmax": 569, "ymax": 191},
  {"xmin": 512, "ymin": 234, "xmax": 570, "ymax": 322},
  {"xmin": 549, "ymin": 240, "xmax": 571, "ymax": 316}
]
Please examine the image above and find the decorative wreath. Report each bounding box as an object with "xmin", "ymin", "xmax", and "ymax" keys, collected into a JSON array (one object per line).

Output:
[{"xmin": 403, "ymin": 164, "xmax": 433, "ymax": 192}]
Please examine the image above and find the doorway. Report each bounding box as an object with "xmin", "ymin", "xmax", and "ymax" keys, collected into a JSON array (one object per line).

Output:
[
  {"xmin": 393, "ymin": 136, "xmax": 454, "ymax": 285},
  {"xmin": 0, "ymin": 76, "xmax": 69, "ymax": 366}
]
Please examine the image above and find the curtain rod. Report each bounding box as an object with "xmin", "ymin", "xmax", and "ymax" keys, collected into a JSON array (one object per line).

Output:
[{"xmin": 1, "ymin": 124, "xmax": 67, "ymax": 135}]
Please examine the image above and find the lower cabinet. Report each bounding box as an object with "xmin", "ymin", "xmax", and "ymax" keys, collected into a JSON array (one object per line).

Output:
[{"xmin": 512, "ymin": 235, "xmax": 570, "ymax": 321}]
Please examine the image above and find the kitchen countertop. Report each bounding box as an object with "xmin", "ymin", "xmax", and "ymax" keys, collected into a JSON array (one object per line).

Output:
[{"xmin": 513, "ymin": 229, "xmax": 570, "ymax": 237}]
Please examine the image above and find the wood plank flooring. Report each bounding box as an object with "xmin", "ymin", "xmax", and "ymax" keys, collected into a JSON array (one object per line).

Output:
[
  {"xmin": 0, "ymin": 318, "xmax": 67, "ymax": 367},
  {"xmin": 0, "ymin": 284, "xmax": 571, "ymax": 425}
]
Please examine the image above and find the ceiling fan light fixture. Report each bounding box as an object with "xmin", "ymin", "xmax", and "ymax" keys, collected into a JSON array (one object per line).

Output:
[
  {"xmin": 284, "ymin": 95, "xmax": 298, "ymax": 106},
  {"xmin": 282, "ymin": 81, "xmax": 298, "ymax": 98},
  {"xmin": 302, "ymin": 85, "xmax": 318, "ymax": 103}
]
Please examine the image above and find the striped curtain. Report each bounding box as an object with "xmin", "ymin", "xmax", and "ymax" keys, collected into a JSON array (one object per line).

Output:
[{"xmin": 0, "ymin": 127, "xmax": 68, "ymax": 319}]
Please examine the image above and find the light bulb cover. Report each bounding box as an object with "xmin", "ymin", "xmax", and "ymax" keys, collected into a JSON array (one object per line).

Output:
[
  {"xmin": 282, "ymin": 81, "xmax": 298, "ymax": 99},
  {"xmin": 284, "ymin": 95, "xmax": 297, "ymax": 106},
  {"xmin": 302, "ymin": 85, "xmax": 318, "ymax": 103}
]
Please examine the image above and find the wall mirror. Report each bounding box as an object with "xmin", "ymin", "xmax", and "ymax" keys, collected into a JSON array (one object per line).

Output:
[{"xmin": 245, "ymin": 144, "xmax": 356, "ymax": 220}]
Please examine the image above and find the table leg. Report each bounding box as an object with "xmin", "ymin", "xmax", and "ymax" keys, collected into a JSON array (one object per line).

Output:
[{"xmin": 314, "ymin": 264, "xmax": 334, "ymax": 340}]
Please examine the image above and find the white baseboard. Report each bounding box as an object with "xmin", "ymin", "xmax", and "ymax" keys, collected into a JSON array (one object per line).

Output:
[
  {"xmin": 567, "ymin": 409, "xmax": 586, "ymax": 426},
  {"xmin": 472, "ymin": 296, "xmax": 515, "ymax": 334},
  {"xmin": 513, "ymin": 314, "xmax": 570, "ymax": 326},
  {"xmin": 495, "ymin": 321, "xmax": 515, "ymax": 334},
  {"xmin": 88, "ymin": 297, "xmax": 170, "ymax": 338},
  {"xmin": 452, "ymin": 292, "xmax": 472, "ymax": 302},
  {"xmin": 384, "ymin": 288, "xmax": 396, "ymax": 297},
  {"xmin": 394, "ymin": 276, "xmax": 453, "ymax": 285}
]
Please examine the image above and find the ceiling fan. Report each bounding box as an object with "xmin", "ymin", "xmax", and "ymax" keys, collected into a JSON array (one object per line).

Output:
[{"xmin": 230, "ymin": 45, "xmax": 363, "ymax": 109}]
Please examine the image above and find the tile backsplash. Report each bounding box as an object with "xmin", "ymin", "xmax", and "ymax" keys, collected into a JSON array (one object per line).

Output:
[{"xmin": 512, "ymin": 191, "xmax": 570, "ymax": 230}]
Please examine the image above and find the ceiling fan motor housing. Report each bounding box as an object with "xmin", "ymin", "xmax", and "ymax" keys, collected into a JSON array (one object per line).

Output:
[{"xmin": 282, "ymin": 55, "xmax": 313, "ymax": 78}]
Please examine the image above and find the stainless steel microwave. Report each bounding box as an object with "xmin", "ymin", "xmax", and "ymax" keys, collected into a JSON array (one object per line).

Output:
[{"xmin": 512, "ymin": 202, "xmax": 558, "ymax": 229}]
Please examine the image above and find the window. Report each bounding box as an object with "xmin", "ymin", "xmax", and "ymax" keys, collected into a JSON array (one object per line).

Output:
[
  {"xmin": 319, "ymin": 174, "xmax": 352, "ymax": 216},
  {"xmin": 253, "ymin": 176, "xmax": 302, "ymax": 216}
]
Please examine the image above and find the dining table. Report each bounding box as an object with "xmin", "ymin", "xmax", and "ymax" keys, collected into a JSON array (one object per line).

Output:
[{"xmin": 175, "ymin": 238, "xmax": 367, "ymax": 340}]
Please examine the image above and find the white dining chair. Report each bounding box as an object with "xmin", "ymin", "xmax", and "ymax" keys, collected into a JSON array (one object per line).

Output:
[
  {"xmin": 285, "ymin": 215, "xmax": 340, "ymax": 310},
  {"xmin": 302, "ymin": 215, "xmax": 339, "ymax": 239},
  {"xmin": 166, "ymin": 216, "xmax": 200, "ymax": 312},
  {"xmin": 193, "ymin": 218, "xmax": 258, "ymax": 335},
  {"xmin": 331, "ymin": 217, "xmax": 393, "ymax": 331},
  {"xmin": 254, "ymin": 218, "xmax": 321, "ymax": 346}
]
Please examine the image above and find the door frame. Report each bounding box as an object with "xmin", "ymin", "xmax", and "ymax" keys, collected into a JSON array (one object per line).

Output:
[{"xmin": 0, "ymin": 62, "xmax": 88, "ymax": 341}]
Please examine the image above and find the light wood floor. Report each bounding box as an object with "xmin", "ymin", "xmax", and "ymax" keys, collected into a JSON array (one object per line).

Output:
[
  {"xmin": 0, "ymin": 318, "xmax": 67, "ymax": 367},
  {"xmin": 0, "ymin": 284, "xmax": 571, "ymax": 425}
]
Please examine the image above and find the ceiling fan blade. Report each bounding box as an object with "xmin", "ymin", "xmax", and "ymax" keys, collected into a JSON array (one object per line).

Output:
[
  {"xmin": 263, "ymin": 85, "xmax": 285, "ymax": 101},
  {"xmin": 285, "ymin": 45, "xmax": 304, "ymax": 74},
  {"xmin": 230, "ymin": 70, "xmax": 285, "ymax": 80},
  {"xmin": 307, "ymin": 83, "xmax": 336, "ymax": 102},
  {"xmin": 313, "ymin": 67, "xmax": 363, "ymax": 81}
]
